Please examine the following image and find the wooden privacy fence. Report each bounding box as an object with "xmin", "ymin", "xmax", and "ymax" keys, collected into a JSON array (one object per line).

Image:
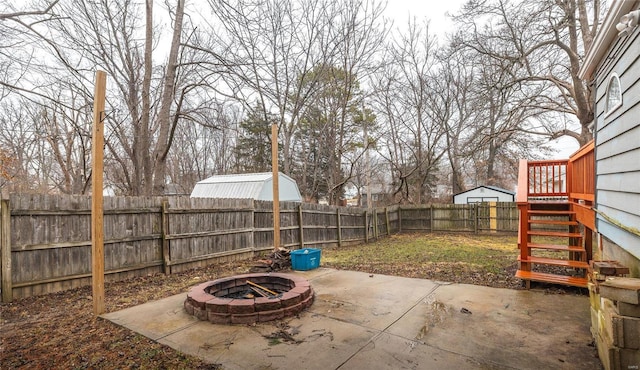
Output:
[{"xmin": 0, "ymin": 194, "xmax": 517, "ymax": 301}]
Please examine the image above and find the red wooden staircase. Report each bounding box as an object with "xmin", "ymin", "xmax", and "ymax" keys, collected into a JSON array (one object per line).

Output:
[{"xmin": 515, "ymin": 142, "xmax": 596, "ymax": 289}]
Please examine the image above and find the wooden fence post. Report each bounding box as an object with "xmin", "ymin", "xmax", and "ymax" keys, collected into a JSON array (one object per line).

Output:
[
  {"xmin": 161, "ymin": 200, "xmax": 170, "ymax": 275},
  {"xmin": 398, "ymin": 207, "xmax": 402, "ymax": 233},
  {"xmin": 336, "ymin": 208, "xmax": 342, "ymax": 247},
  {"xmin": 364, "ymin": 211, "xmax": 368, "ymax": 243},
  {"xmin": 473, "ymin": 203, "xmax": 478, "ymax": 234},
  {"xmin": 385, "ymin": 207, "xmax": 390, "ymax": 235},
  {"xmin": 298, "ymin": 205, "xmax": 304, "ymax": 249},
  {"xmin": 1, "ymin": 199, "xmax": 12, "ymax": 303},
  {"xmin": 430, "ymin": 204, "xmax": 434, "ymax": 232},
  {"xmin": 373, "ymin": 209, "xmax": 378, "ymax": 239}
]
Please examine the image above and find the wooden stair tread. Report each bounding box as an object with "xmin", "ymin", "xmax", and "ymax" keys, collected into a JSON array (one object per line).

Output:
[
  {"xmin": 528, "ymin": 219, "xmax": 578, "ymax": 226},
  {"xmin": 527, "ymin": 210, "xmax": 575, "ymax": 215},
  {"xmin": 518, "ymin": 256, "xmax": 588, "ymax": 269},
  {"xmin": 515, "ymin": 270, "xmax": 588, "ymax": 288},
  {"xmin": 527, "ymin": 243, "xmax": 585, "ymax": 252},
  {"xmin": 528, "ymin": 230, "xmax": 582, "ymax": 238}
]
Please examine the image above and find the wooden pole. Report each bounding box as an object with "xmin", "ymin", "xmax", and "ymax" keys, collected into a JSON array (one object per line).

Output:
[
  {"xmin": 385, "ymin": 207, "xmax": 390, "ymax": 235},
  {"xmin": 337, "ymin": 208, "xmax": 342, "ymax": 247},
  {"xmin": 364, "ymin": 211, "xmax": 368, "ymax": 243},
  {"xmin": 91, "ymin": 70, "xmax": 107, "ymax": 316},
  {"xmin": 373, "ymin": 209, "xmax": 378, "ymax": 239},
  {"xmin": 271, "ymin": 123, "xmax": 280, "ymax": 251},
  {"xmin": 298, "ymin": 204, "xmax": 304, "ymax": 249},
  {"xmin": 1, "ymin": 199, "xmax": 12, "ymax": 303},
  {"xmin": 161, "ymin": 200, "xmax": 170, "ymax": 274}
]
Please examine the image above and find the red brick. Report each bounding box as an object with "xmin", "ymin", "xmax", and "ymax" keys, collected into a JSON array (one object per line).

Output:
[
  {"xmin": 280, "ymin": 291, "xmax": 302, "ymax": 306},
  {"xmin": 284, "ymin": 303, "xmax": 304, "ymax": 316},
  {"xmin": 208, "ymin": 288, "xmax": 228, "ymax": 297},
  {"xmin": 228, "ymin": 299, "xmax": 255, "ymax": 314},
  {"xmin": 293, "ymin": 280, "xmax": 310, "ymax": 288},
  {"xmin": 290, "ymin": 286, "xmax": 311, "ymax": 300},
  {"xmin": 191, "ymin": 281, "xmax": 215, "ymax": 292},
  {"xmin": 187, "ymin": 291, "xmax": 213, "ymax": 309},
  {"xmin": 207, "ymin": 312, "xmax": 231, "ymax": 324},
  {"xmin": 193, "ymin": 306, "xmax": 207, "ymax": 321},
  {"xmin": 259, "ymin": 309, "xmax": 285, "ymax": 322},
  {"xmin": 184, "ymin": 300, "xmax": 194, "ymax": 315},
  {"xmin": 254, "ymin": 297, "xmax": 281, "ymax": 311},
  {"xmin": 206, "ymin": 297, "xmax": 232, "ymax": 313},
  {"xmin": 248, "ymin": 276, "xmax": 270, "ymax": 285},
  {"xmin": 271, "ymin": 284, "xmax": 291, "ymax": 292},
  {"xmin": 300, "ymin": 294, "xmax": 314, "ymax": 309},
  {"xmin": 212, "ymin": 278, "xmax": 237, "ymax": 291},
  {"xmin": 231, "ymin": 313, "xmax": 259, "ymax": 324}
]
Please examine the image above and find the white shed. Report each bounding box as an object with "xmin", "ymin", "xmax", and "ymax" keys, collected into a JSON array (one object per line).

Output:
[
  {"xmin": 453, "ymin": 186, "xmax": 515, "ymax": 204},
  {"xmin": 190, "ymin": 172, "xmax": 302, "ymax": 202}
]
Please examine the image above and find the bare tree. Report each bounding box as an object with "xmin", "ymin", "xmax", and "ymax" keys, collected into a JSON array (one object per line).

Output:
[
  {"xmin": 32, "ymin": 0, "xmax": 198, "ymax": 195},
  {"xmin": 0, "ymin": 0, "xmax": 62, "ymax": 96},
  {"xmin": 452, "ymin": 0, "xmax": 604, "ymax": 146},
  {"xmin": 428, "ymin": 47, "xmax": 475, "ymax": 195},
  {"xmin": 372, "ymin": 20, "xmax": 445, "ymax": 204},
  {"xmin": 199, "ymin": 0, "xmax": 335, "ymax": 175}
]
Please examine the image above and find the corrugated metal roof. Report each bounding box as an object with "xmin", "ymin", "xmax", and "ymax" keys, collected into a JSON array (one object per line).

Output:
[
  {"xmin": 196, "ymin": 172, "xmax": 273, "ymax": 184},
  {"xmin": 191, "ymin": 180, "xmax": 264, "ymax": 199},
  {"xmin": 190, "ymin": 172, "xmax": 302, "ymax": 201}
]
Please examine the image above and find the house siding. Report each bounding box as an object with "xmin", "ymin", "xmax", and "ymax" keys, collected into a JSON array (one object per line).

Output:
[{"xmin": 593, "ymin": 13, "xmax": 640, "ymax": 263}]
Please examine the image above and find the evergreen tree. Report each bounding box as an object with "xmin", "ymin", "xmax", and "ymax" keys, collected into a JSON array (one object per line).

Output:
[{"xmin": 235, "ymin": 104, "xmax": 278, "ymax": 173}]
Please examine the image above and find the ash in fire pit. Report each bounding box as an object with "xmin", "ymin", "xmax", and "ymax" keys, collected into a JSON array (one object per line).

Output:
[{"xmin": 184, "ymin": 273, "xmax": 314, "ymax": 325}]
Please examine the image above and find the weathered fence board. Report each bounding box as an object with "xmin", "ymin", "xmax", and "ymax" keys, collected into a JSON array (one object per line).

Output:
[{"xmin": 0, "ymin": 194, "xmax": 518, "ymax": 301}]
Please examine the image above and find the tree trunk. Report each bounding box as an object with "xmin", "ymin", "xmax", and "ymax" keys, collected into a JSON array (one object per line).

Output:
[{"xmin": 152, "ymin": 0, "xmax": 185, "ymax": 195}]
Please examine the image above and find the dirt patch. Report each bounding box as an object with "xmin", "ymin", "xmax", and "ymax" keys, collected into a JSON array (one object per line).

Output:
[{"xmin": 1, "ymin": 261, "xmax": 257, "ymax": 369}]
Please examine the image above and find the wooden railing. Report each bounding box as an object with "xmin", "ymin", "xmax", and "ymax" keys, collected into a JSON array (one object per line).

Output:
[
  {"xmin": 516, "ymin": 159, "xmax": 568, "ymax": 202},
  {"xmin": 516, "ymin": 141, "xmax": 596, "ymax": 257},
  {"xmin": 568, "ymin": 140, "xmax": 596, "ymax": 230},
  {"xmin": 516, "ymin": 140, "xmax": 595, "ymax": 204},
  {"xmin": 568, "ymin": 140, "xmax": 595, "ymax": 204}
]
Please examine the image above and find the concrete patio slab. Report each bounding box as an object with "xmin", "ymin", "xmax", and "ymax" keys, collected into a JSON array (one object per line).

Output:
[{"xmin": 102, "ymin": 268, "xmax": 602, "ymax": 370}]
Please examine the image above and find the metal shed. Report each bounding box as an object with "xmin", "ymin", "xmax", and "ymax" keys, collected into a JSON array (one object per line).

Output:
[
  {"xmin": 453, "ymin": 186, "xmax": 515, "ymax": 204},
  {"xmin": 190, "ymin": 172, "xmax": 302, "ymax": 202}
]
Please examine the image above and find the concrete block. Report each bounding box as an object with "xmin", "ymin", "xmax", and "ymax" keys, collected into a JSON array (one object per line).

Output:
[
  {"xmin": 619, "ymin": 302, "xmax": 640, "ymax": 318},
  {"xmin": 612, "ymin": 314, "xmax": 640, "ymax": 349},
  {"xmin": 601, "ymin": 298, "xmax": 618, "ymax": 345},
  {"xmin": 589, "ymin": 282, "xmax": 601, "ymax": 311},
  {"xmin": 612, "ymin": 347, "xmax": 640, "ymax": 370},
  {"xmin": 597, "ymin": 332, "xmax": 613, "ymax": 370},
  {"xmin": 598, "ymin": 332, "xmax": 640, "ymax": 370},
  {"xmin": 591, "ymin": 307, "xmax": 599, "ymax": 338},
  {"xmin": 600, "ymin": 277, "xmax": 640, "ymax": 305}
]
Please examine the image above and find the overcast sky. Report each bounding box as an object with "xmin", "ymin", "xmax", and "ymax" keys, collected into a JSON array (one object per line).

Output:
[{"xmin": 385, "ymin": 0, "xmax": 464, "ymax": 36}]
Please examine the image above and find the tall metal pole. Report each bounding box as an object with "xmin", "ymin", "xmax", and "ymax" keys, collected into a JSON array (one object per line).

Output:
[
  {"xmin": 91, "ymin": 70, "xmax": 107, "ymax": 315},
  {"xmin": 271, "ymin": 123, "xmax": 280, "ymax": 250}
]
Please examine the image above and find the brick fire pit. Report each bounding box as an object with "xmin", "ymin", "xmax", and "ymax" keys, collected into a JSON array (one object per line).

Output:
[{"xmin": 184, "ymin": 273, "xmax": 314, "ymax": 324}]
